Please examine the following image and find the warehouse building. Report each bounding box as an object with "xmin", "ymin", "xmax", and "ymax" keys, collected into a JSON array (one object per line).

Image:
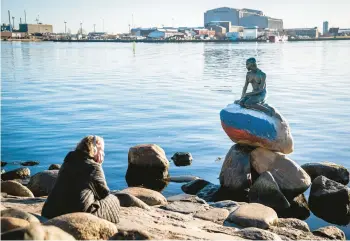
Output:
[
  {"xmin": 19, "ymin": 23, "xmax": 53, "ymax": 34},
  {"xmin": 204, "ymin": 7, "xmax": 283, "ymax": 30}
]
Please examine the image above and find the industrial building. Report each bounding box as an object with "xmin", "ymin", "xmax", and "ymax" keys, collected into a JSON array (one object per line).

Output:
[
  {"xmin": 204, "ymin": 7, "xmax": 283, "ymax": 30},
  {"xmin": 131, "ymin": 28, "xmax": 157, "ymax": 37},
  {"xmin": 19, "ymin": 23, "xmax": 53, "ymax": 34},
  {"xmin": 284, "ymin": 27, "xmax": 319, "ymax": 38}
]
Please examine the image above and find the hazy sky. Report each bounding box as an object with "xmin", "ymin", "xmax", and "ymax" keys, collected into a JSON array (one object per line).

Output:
[{"xmin": 2, "ymin": 0, "xmax": 350, "ymax": 33}]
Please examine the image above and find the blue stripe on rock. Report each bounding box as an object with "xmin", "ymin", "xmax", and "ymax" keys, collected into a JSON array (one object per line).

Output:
[{"xmin": 220, "ymin": 109, "xmax": 277, "ymax": 140}]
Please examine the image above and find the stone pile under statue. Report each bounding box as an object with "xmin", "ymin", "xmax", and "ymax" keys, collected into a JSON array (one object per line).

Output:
[{"xmin": 219, "ymin": 58, "xmax": 311, "ymax": 217}]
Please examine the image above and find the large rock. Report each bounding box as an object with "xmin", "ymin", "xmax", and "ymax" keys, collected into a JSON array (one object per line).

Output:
[
  {"xmin": 268, "ymin": 226, "xmax": 319, "ymax": 240},
  {"xmin": 169, "ymin": 175, "xmax": 199, "ymax": 183},
  {"xmin": 1, "ymin": 223, "xmax": 75, "ymax": 240},
  {"xmin": 20, "ymin": 161, "xmax": 39, "ymax": 166},
  {"xmin": 45, "ymin": 212, "xmax": 118, "ymax": 240},
  {"xmin": 197, "ymin": 184, "xmax": 221, "ymax": 202},
  {"xmin": 27, "ymin": 170, "xmax": 58, "ymax": 196},
  {"xmin": 126, "ymin": 144, "xmax": 170, "ymax": 191},
  {"xmin": 220, "ymin": 103, "xmax": 293, "ymax": 154},
  {"xmin": 171, "ymin": 152, "xmax": 193, "ymax": 166},
  {"xmin": 312, "ymin": 226, "xmax": 346, "ymax": 240},
  {"xmin": 274, "ymin": 218, "xmax": 310, "ymax": 232},
  {"xmin": 226, "ymin": 203, "xmax": 278, "ymax": 229},
  {"xmin": 1, "ymin": 167, "xmax": 30, "ymax": 181},
  {"xmin": 301, "ymin": 162, "xmax": 349, "ymax": 185},
  {"xmin": 1, "ymin": 180, "xmax": 34, "ymax": 197},
  {"xmin": 1, "ymin": 161, "xmax": 8, "ymax": 167},
  {"xmin": 308, "ymin": 175, "xmax": 350, "ymax": 225},
  {"xmin": 234, "ymin": 227, "xmax": 282, "ymax": 240},
  {"xmin": 1, "ymin": 217, "xmax": 30, "ymax": 233},
  {"xmin": 277, "ymin": 194, "xmax": 310, "ymax": 220},
  {"xmin": 120, "ymin": 187, "xmax": 167, "ymax": 206},
  {"xmin": 250, "ymin": 148, "xmax": 311, "ymax": 199},
  {"xmin": 194, "ymin": 207, "xmax": 229, "ymax": 223},
  {"xmin": 248, "ymin": 171, "xmax": 290, "ymax": 211},
  {"xmin": 112, "ymin": 192, "xmax": 150, "ymax": 210},
  {"xmin": 219, "ymin": 144, "xmax": 254, "ymax": 191},
  {"xmin": 181, "ymin": 179, "xmax": 210, "ymax": 195},
  {"xmin": 1, "ymin": 208, "xmax": 41, "ymax": 223},
  {"xmin": 48, "ymin": 164, "xmax": 61, "ymax": 170}
]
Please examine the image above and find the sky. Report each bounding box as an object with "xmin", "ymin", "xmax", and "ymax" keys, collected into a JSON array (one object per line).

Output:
[{"xmin": 1, "ymin": 0, "xmax": 350, "ymax": 34}]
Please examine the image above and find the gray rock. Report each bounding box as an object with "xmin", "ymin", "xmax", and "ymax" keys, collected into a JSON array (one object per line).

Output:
[
  {"xmin": 248, "ymin": 171, "xmax": 290, "ymax": 211},
  {"xmin": 160, "ymin": 201, "xmax": 207, "ymax": 214},
  {"xmin": 112, "ymin": 191, "xmax": 150, "ymax": 210},
  {"xmin": 308, "ymin": 175, "xmax": 350, "ymax": 225},
  {"xmin": 197, "ymin": 184, "xmax": 221, "ymax": 202},
  {"xmin": 302, "ymin": 162, "xmax": 349, "ymax": 185},
  {"xmin": 250, "ymin": 148, "xmax": 311, "ymax": 199},
  {"xmin": 219, "ymin": 144, "xmax": 254, "ymax": 191},
  {"xmin": 194, "ymin": 207, "xmax": 229, "ymax": 223},
  {"xmin": 1, "ymin": 223, "xmax": 75, "ymax": 240},
  {"xmin": 209, "ymin": 200, "xmax": 240, "ymax": 212},
  {"xmin": 1, "ymin": 161, "xmax": 8, "ymax": 167},
  {"xmin": 1, "ymin": 180, "xmax": 34, "ymax": 197},
  {"xmin": 1, "ymin": 167, "xmax": 30, "ymax": 181},
  {"xmin": 181, "ymin": 179, "xmax": 210, "ymax": 195},
  {"xmin": 1, "ymin": 217, "xmax": 30, "ymax": 233},
  {"xmin": 44, "ymin": 212, "xmax": 118, "ymax": 240},
  {"xmin": 167, "ymin": 194, "xmax": 207, "ymax": 204},
  {"xmin": 126, "ymin": 144, "xmax": 170, "ymax": 192},
  {"xmin": 120, "ymin": 187, "xmax": 167, "ymax": 206},
  {"xmin": 109, "ymin": 228, "xmax": 153, "ymax": 240},
  {"xmin": 268, "ymin": 226, "xmax": 319, "ymax": 240},
  {"xmin": 20, "ymin": 161, "xmax": 39, "ymax": 166},
  {"xmin": 48, "ymin": 164, "xmax": 61, "ymax": 170},
  {"xmin": 1, "ymin": 208, "xmax": 41, "ymax": 223},
  {"xmin": 171, "ymin": 152, "xmax": 193, "ymax": 166},
  {"xmin": 169, "ymin": 175, "xmax": 199, "ymax": 183},
  {"xmin": 275, "ymin": 218, "xmax": 310, "ymax": 232},
  {"xmin": 226, "ymin": 203, "xmax": 278, "ymax": 229},
  {"xmin": 277, "ymin": 194, "xmax": 310, "ymax": 220},
  {"xmin": 27, "ymin": 170, "xmax": 58, "ymax": 197},
  {"xmin": 312, "ymin": 226, "xmax": 346, "ymax": 240},
  {"xmin": 235, "ymin": 227, "xmax": 282, "ymax": 240}
]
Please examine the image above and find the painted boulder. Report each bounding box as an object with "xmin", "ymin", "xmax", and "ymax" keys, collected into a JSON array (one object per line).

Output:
[{"xmin": 220, "ymin": 103, "xmax": 293, "ymax": 154}]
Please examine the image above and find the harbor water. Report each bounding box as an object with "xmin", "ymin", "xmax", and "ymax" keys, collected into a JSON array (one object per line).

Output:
[{"xmin": 1, "ymin": 41, "xmax": 350, "ymax": 235}]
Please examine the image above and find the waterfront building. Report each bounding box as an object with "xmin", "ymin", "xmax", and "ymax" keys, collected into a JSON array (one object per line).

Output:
[
  {"xmin": 19, "ymin": 23, "xmax": 53, "ymax": 34},
  {"xmin": 1, "ymin": 24, "xmax": 11, "ymax": 32},
  {"xmin": 284, "ymin": 27, "xmax": 319, "ymax": 38},
  {"xmin": 204, "ymin": 7, "xmax": 283, "ymax": 30},
  {"xmin": 243, "ymin": 26, "xmax": 258, "ymax": 39},
  {"xmin": 323, "ymin": 21, "xmax": 329, "ymax": 35},
  {"xmin": 329, "ymin": 27, "xmax": 339, "ymax": 36},
  {"xmin": 207, "ymin": 25, "xmax": 226, "ymax": 39},
  {"xmin": 131, "ymin": 27, "xmax": 157, "ymax": 37},
  {"xmin": 148, "ymin": 29, "xmax": 184, "ymax": 39}
]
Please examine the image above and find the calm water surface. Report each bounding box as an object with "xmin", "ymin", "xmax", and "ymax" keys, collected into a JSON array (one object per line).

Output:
[{"xmin": 1, "ymin": 41, "xmax": 350, "ymax": 235}]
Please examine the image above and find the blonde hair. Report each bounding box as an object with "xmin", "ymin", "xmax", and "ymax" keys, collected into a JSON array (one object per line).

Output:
[{"xmin": 76, "ymin": 135, "xmax": 104, "ymax": 158}]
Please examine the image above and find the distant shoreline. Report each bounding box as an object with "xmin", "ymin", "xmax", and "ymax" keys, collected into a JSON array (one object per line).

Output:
[{"xmin": 48, "ymin": 37, "xmax": 350, "ymax": 43}]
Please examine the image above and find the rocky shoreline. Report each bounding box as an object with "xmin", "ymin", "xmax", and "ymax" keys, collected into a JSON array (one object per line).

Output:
[{"xmin": 1, "ymin": 105, "xmax": 349, "ymax": 240}]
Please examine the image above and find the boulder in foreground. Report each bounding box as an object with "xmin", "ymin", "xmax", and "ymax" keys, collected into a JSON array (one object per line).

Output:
[
  {"xmin": 226, "ymin": 203, "xmax": 278, "ymax": 229},
  {"xmin": 44, "ymin": 212, "xmax": 118, "ymax": 240}
]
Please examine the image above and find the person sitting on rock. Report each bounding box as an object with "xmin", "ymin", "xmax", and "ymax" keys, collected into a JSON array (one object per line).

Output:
[
  {"xmin": 41, "ymin": 135, "xmax": 120, "ymax": 223},
  {"xmin": 235, "ymin": 58, "xmax": 281, "ymax": 120}
]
